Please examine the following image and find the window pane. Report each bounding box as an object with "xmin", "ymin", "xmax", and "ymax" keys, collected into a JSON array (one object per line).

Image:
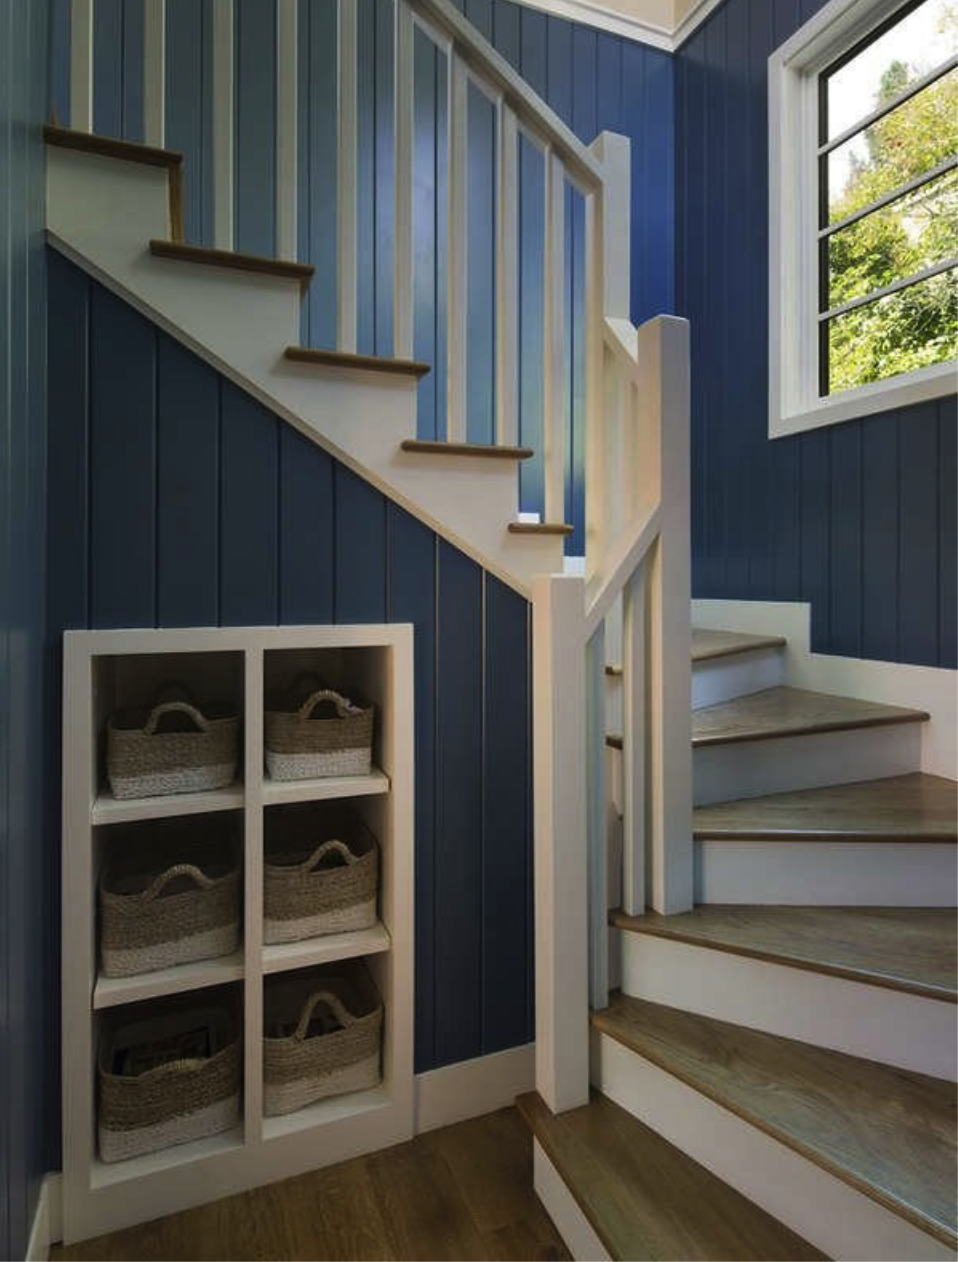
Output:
[
  {"xmin": 825, "ymin": 266, "xmax": 957, "ymax": 393},
  {"xmin": 825, "ymin": 67, "xmax": 957, "ymax": 223},
  {"xmin": 826, "ymin": 0, "xmax": 955, "ymax": 142},
  {"xmin": 826, "ymin": 166, "xmax": 958, "ymax": 308}
]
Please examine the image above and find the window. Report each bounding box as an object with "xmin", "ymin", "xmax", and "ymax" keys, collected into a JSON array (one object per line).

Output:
[{"xmin": 769, "ymin": 0, "xmax": 957, "ymax": 437}]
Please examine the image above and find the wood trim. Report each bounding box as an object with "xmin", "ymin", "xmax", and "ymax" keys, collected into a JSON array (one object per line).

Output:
[
  {"xmin": 400, "ymin": 439, "xmax": 533, "ymax": 459},
  {"xmin": 44, "ymin": 125, "xmax": 183, "ymax": 169},
  {"xmin": 606, "ymin": 733, "xmax": 623, "ymax": 750},
  {"xmin": 149, "ymin": 241, "xmax": 315, "ymax": 291},
  {"xmin": 284, "ymin": 347, "xmax": 431, "ymax": 379},
  {"xmin": 508, "ymin": 522, "xmax": 574, "ymax": 536}
]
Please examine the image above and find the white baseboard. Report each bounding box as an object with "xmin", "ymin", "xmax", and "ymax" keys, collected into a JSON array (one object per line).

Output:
[
  {"xmin": 414, "ymin": 1042, "xmax": 536, "ymax": 1134},
  {"xmin": 26, "ymin": 1173, "xmax": 63, "ymax": 1260},
  {"xmin": 533, "ymin": 1139, "xmax": 611, "ymax": 1262},
  {"xmin": 692, "ymin": 600, "xmax": 957, "ymax": 780}
]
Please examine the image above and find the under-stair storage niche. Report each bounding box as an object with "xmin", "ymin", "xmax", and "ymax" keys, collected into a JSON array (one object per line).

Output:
[{"xmin": 62, "ymin": 625, "xmax": 414, "ymax": 1244}]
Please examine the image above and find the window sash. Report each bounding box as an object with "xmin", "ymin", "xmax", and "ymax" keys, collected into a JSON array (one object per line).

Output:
[
  {"xmin": 818, "ymin": 52, "xmax": 957, "ymax": 157},
  {"xmin": 817, "ymin": 154, "xmax": 958, "ymax": 240}
]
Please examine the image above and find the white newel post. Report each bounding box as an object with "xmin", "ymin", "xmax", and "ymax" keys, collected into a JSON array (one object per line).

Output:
[{"xmin": 533, "ymin": 574, "xmax": 590, "ymax": 1114}]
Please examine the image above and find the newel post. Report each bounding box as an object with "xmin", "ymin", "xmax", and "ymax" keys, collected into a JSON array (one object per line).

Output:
[{"xmin": 532, "ymin": 573, "xmax": 590, "ymax": 1114}]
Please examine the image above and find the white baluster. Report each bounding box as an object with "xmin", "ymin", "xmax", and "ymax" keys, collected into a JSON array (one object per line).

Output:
[
  {"xmin": 586, "ymin": 622, "xmax": 608, "ymax": 1012},
  {"xmin": 70, "ymin": 0, "xmax": 94, "ymax": 132},
  {"xmin": 446, "ymin": 53, "xmax": 468, "ymax": 442},
  {"xmin": 337, "ymin": 0, "xmax": 359, "ymax": 351},
  {"xmin": 276, "ymin": 0, "xmax": 298, "ymax": 262},
  {"xmin": 621, "ymin": 560, "xmax": 647, "ymax": 916},
  {"xmin": 543, "ymin": 149, "xmax": 566, "ymax": 524},
  {"xmin": 496, "ymin": 102, "xmax": 519, "ymax": 448},
  {"xmin": 394, "ymin": 0, "xmax": 415, "ymax": 362},
  {"xmin": 212, "ymin": 0, "xmax": 234, "ymax": 250},
  {"xmin": 143, "ymin": 0, "xmax": 165, "ymax": 148},
  {"xmin": 584, "ymin": 185, "xmax": 605, "ymax": 578}
]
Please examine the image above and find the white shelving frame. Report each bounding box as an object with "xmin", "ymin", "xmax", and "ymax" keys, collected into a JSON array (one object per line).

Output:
[{"xmin": 62, "ymin": 624, "xmax": 415, "ymax": 1244}]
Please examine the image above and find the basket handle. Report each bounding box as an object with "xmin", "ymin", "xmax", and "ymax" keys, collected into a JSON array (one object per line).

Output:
[
  {"xmin": 296, "ymin": 689, "xmax": 357, "ymax": 721},
  {"xmin": 297, "ymin": 839, "xmax": 357, "ymax": 873},
  {"xmin": 138, "ymin": 863, "xmax": 218, "ymax": 902},
  {"xmin": 143, "ymin": 700, "xmax": 211, "ymax": 735},
  {"xmin": 294, "ymin": 990, "xmax": 358, "ymax": 1040}
]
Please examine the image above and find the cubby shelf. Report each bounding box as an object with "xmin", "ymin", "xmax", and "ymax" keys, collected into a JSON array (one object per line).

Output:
[{"xmin": 62, "ymin": 624, "xmax": 415, "ymax": 1245}]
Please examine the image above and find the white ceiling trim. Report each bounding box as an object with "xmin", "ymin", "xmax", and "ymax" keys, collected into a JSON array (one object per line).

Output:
[{"xmin": 504, "ymin": 0, "xmax": 727, "ymax": 51}]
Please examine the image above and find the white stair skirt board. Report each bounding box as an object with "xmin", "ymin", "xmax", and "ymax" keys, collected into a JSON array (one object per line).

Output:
[
  {"xmin": 27, "ymin": 1173, "xmax": 63, "ymax": 1259},
  {"xmin": 532, "ymin": 1139, "xmax": 612, "ymax": 1262},
  {"xmin": 620, "ymin": 934, "xmax": 958, "ymax": 1080},
  {"xmin": 414, "ymin": 1043, "xmax": 536, "ymax": 1134},
  {"xmin": 592, "ymin": 1033, "xmax": 954, "ymax": 1262},
  {"xmin": 692, "ymin": 647, "xmax": 785, "ymax": 710},
  {"xmin": 692, "ymin": 599, "xmax": 957, "ymax": 779},
  {"xmin": 693, "ymin": 721, "xmax": 923, "ymax": 805},
  {"xmin": 46, "ymin": 146, "xmax": 565, "ymax": 593},
  {"xmin": 696, "ymin": 839, "xmax": 958, "ymax": 907}
]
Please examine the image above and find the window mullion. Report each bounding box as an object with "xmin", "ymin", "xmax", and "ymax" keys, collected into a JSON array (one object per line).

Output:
[{"xmin": 819, "ymin": 256, "xmax": 957, "ymax": 322}]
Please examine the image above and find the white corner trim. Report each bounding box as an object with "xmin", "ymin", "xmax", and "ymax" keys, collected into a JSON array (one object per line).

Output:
[
  {"xmin": 533, "ymin": 1140, "xmax": 612, "ymax": 1261},
  {"xmin": 480, "ymin": 0, "xmax": 725, "ymax": 51},
  {"xmin": 414, "ymin": 1042, "xmax": 536, "ymax": 1133},
  {"xmin": 671, "ymin": 0, "xmax": 727, "ymax": 46},
  {"xmin": 692, "ymin": 599, "xmax": 958, "ymax": 779},
  {"xmin": 26, "ymin": 1174, "xmax": 63, "ymax": 1261}
]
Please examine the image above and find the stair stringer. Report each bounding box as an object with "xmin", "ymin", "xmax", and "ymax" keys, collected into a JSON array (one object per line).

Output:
[{"xmin": 46, "ymin": 143, "xmax": 564, "ymax": 595}]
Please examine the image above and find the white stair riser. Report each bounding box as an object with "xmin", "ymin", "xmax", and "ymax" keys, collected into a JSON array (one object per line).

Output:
[
  {"xmin": 533, "ymin": 1141, "xmax": 612, "ymax": 1262},
  {"xmin": 692, "ymin": 648, "xmax": 785, "ymax": 709},
  {"xmin": 617, "ymin": 932, "xmax": 958, "ymax": 1080},
  {"xmin": 593, "ymin": 1033, "xmax": 954, "ymax": 1262},
  {"xmin": 696, "ymin": 840, "xmax": 957, "ymax": 906},
  {"xmin": 693, "ymin": 722, "xmax": 922, "ymax": 804}
]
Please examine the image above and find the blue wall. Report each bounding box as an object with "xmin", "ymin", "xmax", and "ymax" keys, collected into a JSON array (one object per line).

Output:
[
  {"xmin": 0, "ymin": 0, "xmax": 51, "ymax": 1256},
  {"xmin": 675, "ymin": 0, "xmax": 957, "ymax": 668},
  {"xmin": 47, "ymin": 253, "xmax": 533, "ymax": 1080}
]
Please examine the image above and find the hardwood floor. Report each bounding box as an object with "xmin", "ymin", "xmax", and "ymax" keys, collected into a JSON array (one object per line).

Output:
[
  {"xmin": 50, "ymin": 1108, "xmax": 569, "ymax": 1262},
  {"xmin": 610, "ymin": 905, "xmax": 958, "ymax": 1000}
]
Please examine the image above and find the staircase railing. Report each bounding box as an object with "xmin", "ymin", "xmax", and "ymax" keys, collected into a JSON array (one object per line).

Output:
[{"xmin": 64, "ymin": 0, "xmax": 692, "ymax": 1116}]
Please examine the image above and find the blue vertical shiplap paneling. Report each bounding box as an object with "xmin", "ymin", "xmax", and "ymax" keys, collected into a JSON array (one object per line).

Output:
[
  {"xmin": 466, "ymin": 81, "xmax": 497, "ymax": 445},
  {"xmin": 89, "ymin": 287, "xmax": 157, "ymax": 629},
  {"xmin": 898, "ymin": 403, "xmax": 940, "ymax": 667},
  {"xmin": 156, "ymin": 335, "xmax": 220, "ymax": 627},
  {"xmin": 93, "ymin": 0, "xmax": 145, "ymax": 141},
  {"xmin": 334, "ymin": 465, "xmax": 387, "ymax": 623},
  {"xmin": 434, "ymin": 542, "xmax": 483, "ymax": 1066},
  {"xmin": 234, "ymin": 0, "xmax": 276, "ymax": 257},
  {"xmin": 166, "ymin": 0, "xmax": 213, "ymax": 247},
  {"xmin": 939, "ymin": 401, "xmax": 957, "ymax": 667},
  {"xmin": 829, "ymin": 422, "xmax": 863, "ymax": 658},
  {"xmin": 299, "ymin": 0, "xmax": 338, "ymax": 350},
  {"xmin": 219, "ymin": 384, "xmax": 279, "ymax": 625},
  {"xmin": 799, "ymin": 432, "xmax": 831, "ymax": 650},
  {"xmin": 279, "ymin": 427, "xmax": 335, "ymax": 625},
  {"xmin": 861, "ymin": 411, "xmax": 899, "ymax": 662}
]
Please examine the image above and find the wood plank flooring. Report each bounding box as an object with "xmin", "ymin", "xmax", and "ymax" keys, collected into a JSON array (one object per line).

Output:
[
  {"xmin": 50, "ymin": 1108, "xmax": 569, "ymax": 1262},
  {"xmin": 610, "ymin": 905, "xmax": 958, "ymax": 1000},
  {"xmin": 517, "ymin": 1090, "xmax": 824, "ymax": 1261},
  {"xmin": 593, "ymin": 994, "xmax": 958, "ymax": 1248},
  {"xmin": 692, "ymin": 686, "xmax": 930, "ymax": 747},
  {"xmin": 691, "ymin": 629, "xmax": 787, "ymax": 663},
  {"xmin": 693, "ymin": 773, "xmax": 957, "ymax": 842}
]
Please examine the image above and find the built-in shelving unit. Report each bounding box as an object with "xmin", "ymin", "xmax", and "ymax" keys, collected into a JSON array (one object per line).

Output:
[{"xmin": 62, "ymin": 625, "xmax": 415, "ymax": 1244}]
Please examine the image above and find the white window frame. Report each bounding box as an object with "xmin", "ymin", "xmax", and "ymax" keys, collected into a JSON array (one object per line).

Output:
[{"xmin": 768, "ymin": 0, "xmax": 957, "ymax": 439}]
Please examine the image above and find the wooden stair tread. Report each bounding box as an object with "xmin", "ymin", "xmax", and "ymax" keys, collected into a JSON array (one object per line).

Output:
[
  {"xmin": 44, "ymin": 124, "xmax": 182, "ymax": 169},
  {"xmin": 400, "ymin": 439, "xmax": 532, "ymax": 458},
  {"xmin": 691, "ymin": 627, "xmax": 788, "ymax": 662},
  {"xmin": 694, "ymin": 773, "xmax": 958, "ymax": 842},
  {"xmin": 692, "ymin": 686, "xmax": 930, "ymax": 747},
  {"xmin": 507, "ymin": 521, "xmax": 573, "ymax": 536},
  {"xmin": 610, "ymin": 904, "xmax": 958, "ymax": 1001},
  {"xmin": 149, "ymin": 240, "xmax": 315, "ymax": 289},
  {"xmin": 593, "ymin": 994, "xmax": 958, "ymax": 1247},
  {"xmin": 516, "ymin": 1090, "xmax": 824, "ymax": 1261},
  {"xmin": 286, "ymin": 346, "xmax": 430, "ymax": 378}
]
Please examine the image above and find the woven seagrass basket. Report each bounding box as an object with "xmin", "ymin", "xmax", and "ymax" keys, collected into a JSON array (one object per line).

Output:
[
  {"xmin": 107, "ymin": 689, "xmax": 240, "ymax": 800},
  {"xmin": 98, "ymin": 995, "xmax": 241, "ymax": 1163},
  {"xmin": 263, "ymin": 964, "xmax": 382, "ymax": 1117},
  {"xmin": 264, "ymin": 681, "xmax": 373, "ymax": 781},
  {"xmin": 99, "ymin": 822, "xmax": 241, "ymax": 978},
  {"xmin": 264, "ymin": 807, "xmax": 378, "ymax": 945}
]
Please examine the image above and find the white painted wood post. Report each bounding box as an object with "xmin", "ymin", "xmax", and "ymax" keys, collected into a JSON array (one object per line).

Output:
[
  {"xmin": 212, "ymin": 0, "xmax": 234, "ymax": 251},
  {"xmin": 533, "ymin": 573, "xmax": 590, "ymax": 1114},
  {"xmin": 496, "ymin": 102, "xmax": 519, "ymax": 448},
  {"xmin": 589, "ymin": 132, "xmax": 631, "ymax": 321},
  {"xmin": 394, "ymin": 0, "xmax": 415, "ymax": 362},
  {"xmin": 446, "ymin": 54, "xmax": 469, "ymax": 443},
  {"xmin": 543, "ymin": 150, "xmax": 567, "ymax": 524},
  {"xmin": 143, "ymin": 0, "xmax": 166, "ymax": 148},
  {"xmin": 275, "ymin": 0, "xmax": 298, "ymax": 261},
  {"xmin": 70, "ymin": 0, "xmax": 94, "ymax": 132},
  {"xmin": 584, "ymin": 185, "xmax": 605, "ymax": 579},
  {"xmin": 639, "ymin": 316, "xmax": 693, "ymax": 914},
  {"xmin": 621, "ymin": 560, "xmax": 647, "ymax": 916},
  {"xmin": 337, "ymin": 0, "xmax": 359, "ymax": 351},
  {"xmin": 586, "ymin": 623, "xmax": 608, "ymax": 1011}
]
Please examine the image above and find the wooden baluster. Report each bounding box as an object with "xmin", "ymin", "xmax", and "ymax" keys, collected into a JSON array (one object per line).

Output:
[
  {"xmin": 543, "ymin": 149, "xmax": 566, "ymax": 524},
  {"xmin": 446, "ymin": 53, "xmax": 468, "ymax": 443},
  {"xmin": 70, "ymin": 0, "xmax": 94, "ymax": 132},
  {"xmin": 143, "ymin": 0, "xmax": 165, "ymax": 148},
  {"xmin": 212, "ymin": 0, "xmax": 234, "ymax": 250},
  {"xmin": 276, "ymin": 0, "xmax": 298, "ymax": 262},
  {"xmin": 394, "ymin": 0, "xmax": 415, "ymax": 362},
  {"xmin": 621, "ymin": 560, "xmax": 647, "ymax": 916},
  {"xmin": 496, "ymin": 102, "xmax": 519, "ymax": 448},
  {"xmin": 587, "ymin": 622, "xmax": 608, "ymax": 1012},
  {"xmin": 337, "ymin": 0, "xmax": 359, "ymax": 351}
]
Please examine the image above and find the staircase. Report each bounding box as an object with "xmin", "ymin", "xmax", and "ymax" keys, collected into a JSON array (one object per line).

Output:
[{"xmin": 524, "ymin": 624, "xmax": 958, "ymax": 1261}]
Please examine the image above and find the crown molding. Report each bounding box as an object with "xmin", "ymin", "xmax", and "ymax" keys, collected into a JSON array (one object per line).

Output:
[{"xmin": 504, "ymin": 0, "xmax": 727, "ymax": 50}]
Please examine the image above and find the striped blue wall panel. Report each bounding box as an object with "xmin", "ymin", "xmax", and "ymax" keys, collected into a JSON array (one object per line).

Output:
[
  {"xmin": 166, "ymin": 0, "xmax": 214, "ymax": 247},
  {"xmin": 47, "ymin": 259, "xmax": 532, "ymax": 1077},
  {"xmin": 675, "ymin": 0, "xmax": 957, "ymax": 667},
  {"xmin": 1, "ymin": 0, "xmax": 51, "ymax": 1252},
  {"xmin": 234, "ymin": 0, "xmax": 276, "ymax": 257}
]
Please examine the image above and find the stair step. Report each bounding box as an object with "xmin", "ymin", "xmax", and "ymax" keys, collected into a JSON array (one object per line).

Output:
[
  {"xmin": 286, "ymin": 346, "xmax": 430, "ymax": 378},
  {"xmin": 400, "ymin": 438, "xmax": 532, "ymax": 458},
  {"xmin": 149, "ymin": 240, "xmax": 315, "ymax": 291},
  {"xmin": 516, "ymin": 1090, "xmax": 824, "ymax": 1261},
  {"xmin": 695, "ymin": 772, "xmax": 957, "ymax": 842},
  {"xmin": 692, "ymin": 686, "xmax": 929, "ymax": 747},
  {"xmin": 692, "ymin": 627, "xmax": 787, "ymax": 662},
  {"xmin": 508, "ymin": 521, "xmax": 574, "ymax": 536},
  {"xmin": 44, "ymin": 124, "xmax": 182, "ymax": 169},
  {"xmin": 593, "ymin": 994, "xmax": 958, "ymax": 1250},
  {"xmin": 611, "ymin": 904, "xmax": 957, "ymax": 1001}
]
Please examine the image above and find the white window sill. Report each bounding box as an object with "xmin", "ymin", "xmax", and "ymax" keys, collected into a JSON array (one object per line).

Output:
[{"xmin": 771, "ymin": 359, "xmax": 957, "ymax": 439}]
